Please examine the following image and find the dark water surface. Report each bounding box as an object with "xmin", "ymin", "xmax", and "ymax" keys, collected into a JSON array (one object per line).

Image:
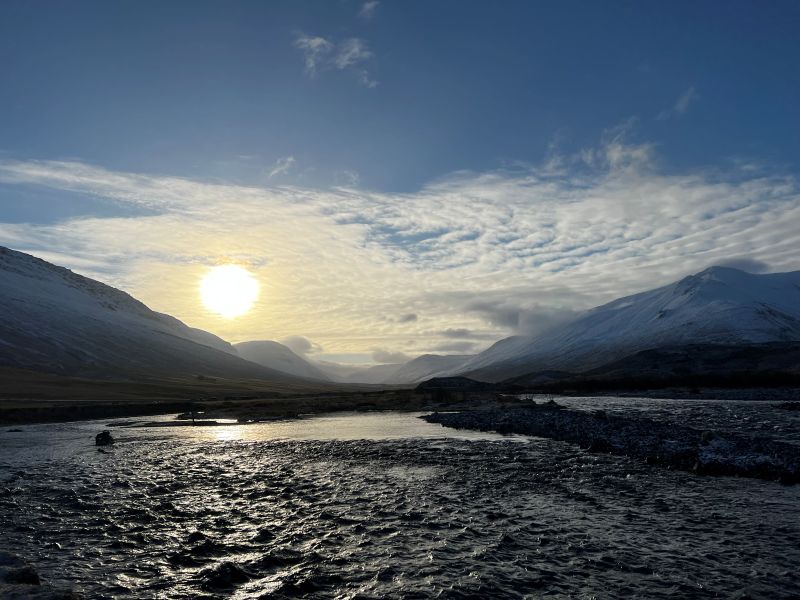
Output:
[{"xmin": 1, "ymin": 402, "xmax": 798, "ymax": 599}]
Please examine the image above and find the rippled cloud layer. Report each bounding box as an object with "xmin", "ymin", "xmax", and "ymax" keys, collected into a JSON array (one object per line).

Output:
[{"xmin": 1, "ymin": 140, "xmax": 798, "ymax": 361}]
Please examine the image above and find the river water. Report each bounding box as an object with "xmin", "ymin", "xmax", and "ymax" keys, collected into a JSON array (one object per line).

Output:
[{"xmin": 1, "ymin": 400, "xmax": 798, "ymax": 599}]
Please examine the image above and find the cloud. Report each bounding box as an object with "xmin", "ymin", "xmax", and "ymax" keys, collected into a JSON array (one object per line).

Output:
[
  {"xmin": 335, "ymin": 170, "xmax": 361, "ymax": 187},
  {"xmin": 658, "ymin": 86, "xmax": 698, "ymax": 120},
  {"xmin": 432, "ymin": 341, "xmax": 477, "ymax": 353},
  {"xmin": 280, "ymin": 335, "xmax": 322, "ymax": 355},
  {"xmin": 293, "ymin": 35, "xmax": 333, "ymax": 76},
  {"xmin": 294, "ymin": 34, "xmax": 377, "ymax": 87},
  {"xmin": 371, "ymin": 349, "xmax": 410, "ymax": 363},
  {"xmin": 714, "ymin": 257, "xmax": 771, "ymax": 273},
  {"xmin": 358, "ymin": 1, "xmax": 379, "ymax": 20},
  {"xmin": 440, "ymin": 328, "xmax": 472, "ymax": 338},
  {"xmin": 357, "ymin": 71, "xmax": 379, "ymax": 89},
  {"xmin": 398, "ymin": 313, "xmax": 418, "ymax": 323},
  {"xmin": 1, "ymin": 134, "xmax": 799, "ymax": 358},
  {"xmin": 267, "ymin": 156, "xmax": 295, "ymax": 179},
  {"xmin": 334, "ymin": 38, "xmax": 371, "ymax": 69}
]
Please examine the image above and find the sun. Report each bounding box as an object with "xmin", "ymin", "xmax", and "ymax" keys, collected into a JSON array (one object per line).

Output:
[{"xmin": 200, "ymin": 265, "xmax": 259, "ymax": 318}]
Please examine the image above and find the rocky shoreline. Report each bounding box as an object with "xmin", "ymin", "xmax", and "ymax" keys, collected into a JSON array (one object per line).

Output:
[{"xmin": 423, "ymin": 401, "xmax": 800, "ymax": 483}]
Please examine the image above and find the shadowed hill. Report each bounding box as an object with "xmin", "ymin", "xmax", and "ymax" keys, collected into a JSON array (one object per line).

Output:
[{"xmin": 0, "ymin": 247, "xmax": 323, "ymax": 386}]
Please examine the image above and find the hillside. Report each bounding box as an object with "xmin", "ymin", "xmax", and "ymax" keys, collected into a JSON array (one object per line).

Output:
[
  {"xmin": 0, "ymin": 247, "xmax": 308, "ymax": 383},
  {"xmin": 459, "ymin": 266, "xmax": 800, "ymax": 382},
  {"xmin": 235, "ymin": 340, "xmax": 332, "ymax": 381}
]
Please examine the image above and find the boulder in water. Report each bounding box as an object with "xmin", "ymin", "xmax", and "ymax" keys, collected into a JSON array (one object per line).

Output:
[
  {"xmin": 0, "ymin": 551, "xmax": 80, "ymax": 598},
  {"xmin": 95, "ymin": 431, "xmax": 114, "ymax": 446}
]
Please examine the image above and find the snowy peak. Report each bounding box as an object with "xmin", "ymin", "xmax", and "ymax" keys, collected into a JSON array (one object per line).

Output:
[{"xmin": 459, "ymin": 265, "xmax": 800, "ymax": 381}]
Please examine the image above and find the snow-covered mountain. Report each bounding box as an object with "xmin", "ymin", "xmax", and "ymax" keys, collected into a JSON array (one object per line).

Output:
[
  {"xmin": 0, "ymin": 246, "xmax": 301, "ymax": 381},
  {"xmin": 315, "ymin": 353, "xmax": 473, "ymax": 385},
  {"xmin": 459, "ymin": 266, "xmax": 800, "ymax": 382},
  {"xmin": 234, "ymin": 340, "xmax": 331, "ymax": 381},
  {"xmin": 384, "ymin": 354, "xmax": 473, "ymax": 384}
]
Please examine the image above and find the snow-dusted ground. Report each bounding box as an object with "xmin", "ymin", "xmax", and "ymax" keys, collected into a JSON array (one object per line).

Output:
[
  {"xmin": 0, "ymin": 247, "xmax": 296, "ymax": 381},
  {"xmin": 458, "ymin": 266, "xmax": 800, "ymax": 380}
]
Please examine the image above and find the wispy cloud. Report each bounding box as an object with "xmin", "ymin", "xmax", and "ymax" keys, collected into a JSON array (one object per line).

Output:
[
  {"xmin": 440, "ymin": 328, "xmax": 473, "ymax": 338},
  {"xmin": 1, "ymin": 135, "xmax": 798, "ymax": 358},
  {"xmin": 292, "ymin": 34, "xmax": 333, "ymax": 76},
  {"xmin": 432, "ymin": 341, "xmax": 478, "ymax": 353},
  {"xmin": 267, "ymin": 156, "xmax": 295, "ymax": 179},
  {"xmin": 657, "ymin": 86, "xmax": 698, "ymax": 120},
  {"xmin": 335, "ymin": 169, "xmax": 361, "ymax": 187},
  {"xmin": 358, "ymin": 1, "xmax": 379, "ymax": 20},
  {"xmin": 334, "ymin": 38, "xmax": 371, "ymax": 69},
  {"xmin": 293, "ymin": 34, "xmax": 378, "ymax": 87}
]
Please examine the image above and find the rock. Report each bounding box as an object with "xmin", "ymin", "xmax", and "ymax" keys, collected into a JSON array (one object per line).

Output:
[
  {"xmin": 4, "ymin": 565, "xmax": 41, "ymax": 585},
  {"xmin": 539, "ymin": 399, "xmax": 564, "ymax": 410},
  {"xmin": 0, "ymin": 552, "xmax": 81, "ymax": 598},
  {"xmin": 6, "ymin": 429, "xmax": 23, "ymax": 433},
  {"xmin": 587, "ymin": 438, "xmax": 614, "ymax": 453},
  {"xmin": 0, "ymin": 551, "xmax": 30, "ymax": 576},
  {"xmin": 187, "ymin": 530, "xmax": 208, "ymax": 543},
  {"xmin": 94, "ymin": 431, "xmax": 114, "ymax": 446},
  {"xmin": 423, "ymin": 407, "xmax": 800, "ymax": 483},
  {"xmin": 200, "ymin": 561, "xmax": 251, "ymax": 590}
]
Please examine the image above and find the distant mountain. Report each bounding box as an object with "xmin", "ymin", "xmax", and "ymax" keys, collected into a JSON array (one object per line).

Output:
[
  {"xmin": 314, "ymin": 361, "xmax": 404, "ymax": 385},
  {"xmin": 315, "ymin": 353, "xmax": 473, "ymax": 385},
  {"xmin": 384, "ymin": 354, "xmax": 473, "ymax": 384},
  {"xmin": 234, "ymin": 340, "xmax": 331, "ymax": 381},
  {"xmin": 459, "ymin": 266, "xmax": 800, "ymax": 382},
  {"xmin": 0, "ymin": 246, "xmax": 304, "ymax": 382}
]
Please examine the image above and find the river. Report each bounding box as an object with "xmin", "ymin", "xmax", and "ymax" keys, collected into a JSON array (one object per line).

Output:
[{"xmin": 1, "ymin": 399, "xmax": 798, "ymax": 598}]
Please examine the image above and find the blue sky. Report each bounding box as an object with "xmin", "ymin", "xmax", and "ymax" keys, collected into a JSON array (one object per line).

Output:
[
  {"xmin": 1, "ymin": 1, "xmax": 800, "ymax": 362},
  {"xmin": 3, "ymin": 1, "xmax": 799, "ymax": 193}
]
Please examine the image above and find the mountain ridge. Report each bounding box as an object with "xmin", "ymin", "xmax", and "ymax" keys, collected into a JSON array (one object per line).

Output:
[
  {"xmin": 0, "ymin": 246, "xmax": 304, "ymax": 383},
  {"xmin": 457, "ymin": 266, "xmax": 800, "ymax": 382}
]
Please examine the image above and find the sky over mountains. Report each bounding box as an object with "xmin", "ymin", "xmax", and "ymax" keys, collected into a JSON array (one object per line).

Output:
[{"xmin": 1, "ymin": 1, "xmax": 799, "ymax": 364}]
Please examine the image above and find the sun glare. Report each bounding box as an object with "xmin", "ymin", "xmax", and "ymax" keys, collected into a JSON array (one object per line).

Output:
[{"xmin": 200, "ymin": 265, "xmax": 259, "ymax": 318}]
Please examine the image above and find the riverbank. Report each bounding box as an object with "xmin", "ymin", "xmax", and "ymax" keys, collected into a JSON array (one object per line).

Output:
[
  {"xmin": 0, "ymin": 389, "xmax": 528, "ymax": 426},
  {"xmin": 423, "ymin": 400, "xmax": 800, "ymax": 483},
  {"xmin": 560, "ymin": 387, "xmax": 800, "ymax": 402}
]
